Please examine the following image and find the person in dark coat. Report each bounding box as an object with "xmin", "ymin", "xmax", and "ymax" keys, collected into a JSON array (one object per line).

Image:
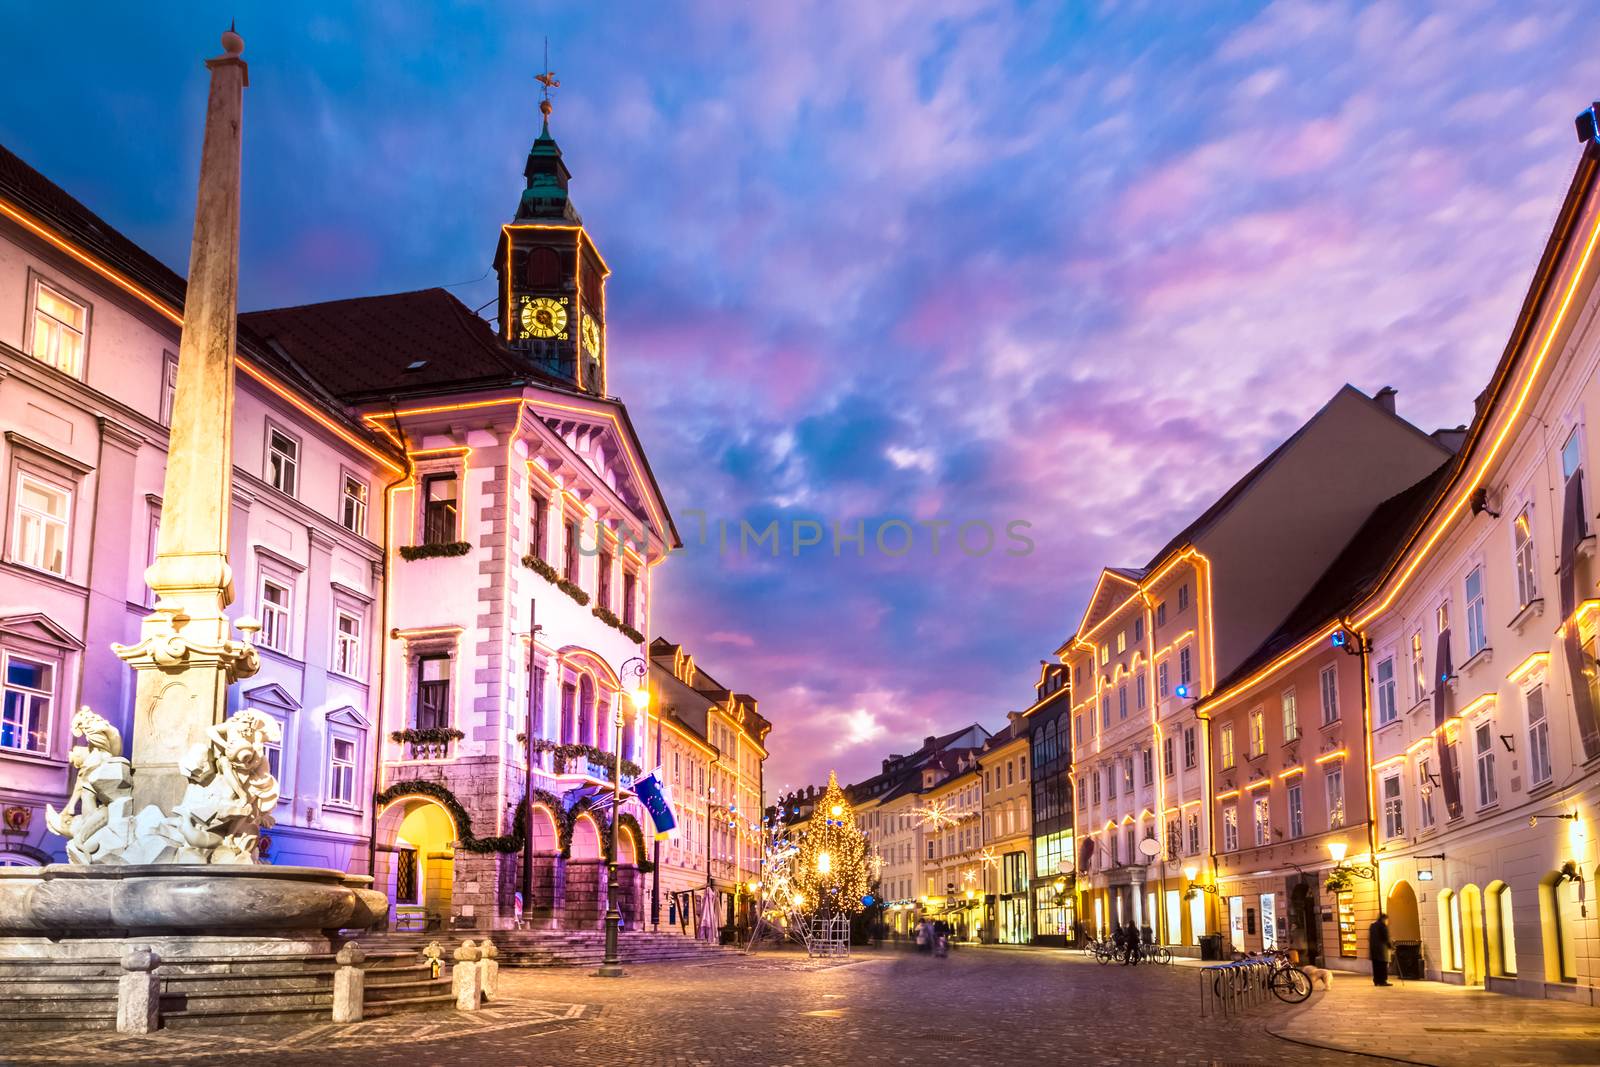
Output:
[
  {"xmin": 1369, "ymin": 913, "xmax": 1393, "ymax": 986},
  {"xmin": 1111, "ymin": 921, "xmax": 1127, "ymax": 957},
  {"xmin": 1121, "ymin": 920, "xmax": 1141, "ymax": 964}
]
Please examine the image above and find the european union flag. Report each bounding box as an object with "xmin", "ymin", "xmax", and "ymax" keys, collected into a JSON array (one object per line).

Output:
[{"xmin": 635, "ymin": 773, "xmax": 677, "ymax": 838}]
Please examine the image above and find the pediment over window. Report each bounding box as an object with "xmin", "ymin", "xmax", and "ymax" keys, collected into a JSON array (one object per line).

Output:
[
  {"xmin": 0, "ymin": 613, "xmax": 84, "ymax": 651},
  {"xmin": 243, "ymin": 682, "xmax": 302, "ymax": 712},
  {"xmin": 326, "ymin": 705, "xmax": 370, "ymax": 730}
]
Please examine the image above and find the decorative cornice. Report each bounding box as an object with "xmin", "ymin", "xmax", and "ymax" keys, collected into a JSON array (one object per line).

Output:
[
  {"xmin": 96, "ymin": 416, "xmax": 147, "ymax": 453},
  {"xmin": 4, "ymin": 430, "xmax": 93, "ymax": 475}
]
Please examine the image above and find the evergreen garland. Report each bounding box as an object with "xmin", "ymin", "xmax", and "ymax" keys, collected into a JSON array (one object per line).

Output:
[{"xmin": 399, "ymin": 541, "xmax": 471, "ymax": 561}]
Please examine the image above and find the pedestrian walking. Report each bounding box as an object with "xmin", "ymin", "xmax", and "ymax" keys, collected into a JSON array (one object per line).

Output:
[
  {"xmin": 1121, "ymin": 920, "xmax": 1141, "ymax": 965},
  {"xmin": 914, "ymin": 919, "xmax": 930, "ymax": 954},
  {"xmin": 1369, "ymin": 912, "xmax": 1393, "ymax": 986}
]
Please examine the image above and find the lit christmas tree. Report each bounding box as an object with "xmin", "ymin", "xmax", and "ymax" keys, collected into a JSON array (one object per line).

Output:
[{"xmin": 792, "ymin": 772, "xmax": 869, "ymax": 919}]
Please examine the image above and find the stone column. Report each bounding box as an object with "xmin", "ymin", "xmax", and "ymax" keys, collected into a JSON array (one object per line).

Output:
[
  {"xmin": 116, "ymin": 947, "xmax": 161, "ymax": 1034},
  {"xmin": 330, "ymin": 942, "xmax": 366, "ymax": 1023},
  {"xmin": 450, "ymin": 940, "xmax": 482, "ymax": 1011},
  {"xmin": 117, "ymin": 29, "xmax": 258, "ymax": 813}
]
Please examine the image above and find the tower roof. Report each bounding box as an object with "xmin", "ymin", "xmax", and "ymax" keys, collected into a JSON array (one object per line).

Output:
[{"xmin": 516, "ymin": 118, "xmax": 580, "ymax": 223}]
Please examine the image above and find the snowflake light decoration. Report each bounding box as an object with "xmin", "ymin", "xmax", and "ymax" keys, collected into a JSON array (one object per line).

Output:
[{"xmin": 911, "ymin": 798, "xmax": 973, "ymax": 829}]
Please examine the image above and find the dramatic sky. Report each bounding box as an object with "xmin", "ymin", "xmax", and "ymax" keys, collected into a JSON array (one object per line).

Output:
[{"xmin": 5, "ymin": 2, "xmax": 1599, "ymax": 793}]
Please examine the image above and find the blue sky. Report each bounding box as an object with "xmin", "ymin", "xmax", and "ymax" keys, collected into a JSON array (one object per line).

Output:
[{"xmin": 5, "ymin": 2, "xmax": 1599, "ymax": 792}]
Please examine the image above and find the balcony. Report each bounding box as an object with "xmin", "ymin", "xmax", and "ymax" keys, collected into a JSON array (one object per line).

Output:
[
  {"xmin": 554, "ymin": 748, "xmax": 638, "ymax": 789},
  {"xmin": 389, "ymin": 727, "xmax": 462, "ymax": 760}
]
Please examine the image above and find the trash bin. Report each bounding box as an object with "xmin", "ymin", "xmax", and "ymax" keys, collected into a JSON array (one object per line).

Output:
[
  {"xmin": 1393, "ymin": 941, "xmax": 1424, "ymax": 981},
  {"xmin": 1199, "ymin": 933, "xmax": 1224, "ymax": 961}
]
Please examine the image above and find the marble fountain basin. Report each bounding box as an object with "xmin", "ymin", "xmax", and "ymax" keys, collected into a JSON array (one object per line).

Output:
[{"xmin": 0, "ymin": 864, "xmax": 388, "ymax": 936}]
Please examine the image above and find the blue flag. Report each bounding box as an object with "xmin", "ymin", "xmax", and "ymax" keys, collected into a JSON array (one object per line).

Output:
[{"xmin": 634, "ymin": 773, "xmax": 677, "ymax": 838}]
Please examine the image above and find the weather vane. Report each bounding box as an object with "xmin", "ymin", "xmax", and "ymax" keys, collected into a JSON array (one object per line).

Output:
[{"xmin": 536, "ymin": 37, "xmax": 560, "ymax": 124}]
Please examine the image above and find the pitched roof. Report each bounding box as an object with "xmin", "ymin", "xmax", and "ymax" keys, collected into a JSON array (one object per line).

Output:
[
  {"xmin": 240, "ymin": 287, "xmax": 567, "ymax": 401},
  {"xmin": 1210, "ymin": 459, "xmax": 1453, "ymax": 697}
]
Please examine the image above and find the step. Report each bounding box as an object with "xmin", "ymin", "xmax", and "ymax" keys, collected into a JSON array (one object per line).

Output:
[
  {"xmin": 0, "ymin": 1010, "xmax": 118, "ymax": 1032},
  {"xmin": 161, "ymin": 989, "xmax": 334, "ymax": 1015},
  {"xmin": 162, "ymin": 1004, "xmax": 333, "ymax": 1029},
  {"xmin": 0, "ymin": 992, "xmax": 118, "ymax": 1016},
  {"xmin": 362, "ymin": 992, "xmax": 457, "ymax": 1018},
  {"xmin": 160, "ymin": 972, "xmax": 331, "ymax": 995},
  {"xmin": 364, "ymin": 978, "xmax": 451, "ymax": 1001}
]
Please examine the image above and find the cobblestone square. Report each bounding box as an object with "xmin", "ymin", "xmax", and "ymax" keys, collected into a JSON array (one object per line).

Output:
[{"xmin": 12, "ymin": 947, "xmax": 1595, "ymax": 1067}]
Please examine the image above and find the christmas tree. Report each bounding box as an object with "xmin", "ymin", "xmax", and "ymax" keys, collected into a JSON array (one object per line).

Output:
[{"xmin": 792, "ymin": 771, "xmax": 870, "ymax": 918}]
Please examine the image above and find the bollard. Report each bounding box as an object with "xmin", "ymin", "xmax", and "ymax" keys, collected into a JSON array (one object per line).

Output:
[
  {"xmin": 331, "ymin": 941, "xmax": 367, "ymax": 1023},
  {"xmin": 451, "ymin": 940, "xmax": 482, "ymax": 1011},
  {"xmin": 117, "ymin": 946, "xmax": 161, "ymax": 1034},
  {"xmin": 478, "ymin": 940, "xmax": 499, "ymax": 1002}
]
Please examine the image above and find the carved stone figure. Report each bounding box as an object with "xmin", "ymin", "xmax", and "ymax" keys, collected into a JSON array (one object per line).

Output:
[
  {"xmin": 44, "ymin": 707, "xmax": 135, "ymax": 864},
  {"xmin": 162, "ymin": 708, "xmax": 283, "ymax": 864}
]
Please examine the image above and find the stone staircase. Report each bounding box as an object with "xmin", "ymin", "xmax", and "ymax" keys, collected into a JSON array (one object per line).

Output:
[
  {"xmin": 359, "ymin": 927, "xmax": 739, "ymax": 968},
  {"xmin": 0, "ymin": 949, "xmax": 452, "ymax": 1032}
]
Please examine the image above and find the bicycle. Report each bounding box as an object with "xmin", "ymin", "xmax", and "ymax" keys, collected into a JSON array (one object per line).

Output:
[
  {"xmin": 1263, "ymin": 949, "xmax": 1311, "ymax": 1003},
  {"xmin": 1148, "ymin": 944, "xmax": 1172, "ymax": 965}
]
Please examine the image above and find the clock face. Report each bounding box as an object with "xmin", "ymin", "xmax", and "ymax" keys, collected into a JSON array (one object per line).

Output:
[
  {"xmin": 520, "ymin": 296, "xmax": 568, "ymax": 339},
  {"xmin": 581, "ymin": 313, "xmax": 601, "ymax": 355}
]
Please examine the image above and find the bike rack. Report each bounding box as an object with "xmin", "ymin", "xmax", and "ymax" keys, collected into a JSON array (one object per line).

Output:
[{"xmin": 1198, "ymin": 955, "xmax": 1278, "ymax": 1019}]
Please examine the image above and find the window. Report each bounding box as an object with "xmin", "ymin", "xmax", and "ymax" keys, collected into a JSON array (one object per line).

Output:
[
  {"xmin": 1474, "ymin": 722, "xmax": 1498, "ymax": 808},
  {"xmin": 1219, "ymin": 725, "xmax": 1235, "ymax": 769},
  {"xmin": 333, "ymin": 610, "xmax": 362, "ymax": 678},
  {"xmin": 0, "ymin": 654, "xmax": 53, "ymax": 754},
  {"xmin": 1134, "ymin": 617, "xmax": 1144, "ymax": 643},
  {"xmin": 1099, "ymin": 645, "xmax": 1108, "ymax": 665},
  {"xmin": 160, "ymin": 351, "xmax": 179, "ymax": 427},
  {"xmin": 1177, "ymin": 583, "xmax": 1189, "ymax": 613},
  {"xmin": 564, "ymin": 520, "xmax": 581, "ymax": 583},
  {"xmin": 598, "ymin": 549, "xmax": 613, "ymax": 611},
  {"xmin": 1319, "ymin": 665, "xmax": 1339, "ymax": 725},
  {"xmin": 1562, "ymin": 426, "xmax": 1584, "ymax": 513},
  {"xmin": 1179, "ymin": 647, "xmax": 1192, "ymax": 688},
  {"xmin": 1253, "ymin": 795, "xmax": 1270, "ymax": 846},
  {"xmin": 1527, "ymin": 684, "xmax": 1552, "ymax": 787},
  {"xmin": 1163, "ymin": 736, "xmax": 1174, "ymax": 777},
  {"xmin": 1436, "ymin": 599, "xmax": 1450, "ymax": 637},
  {"xmin": 259, "ymin": 578, "xmax": 291, "ymax": 653},
  {"xmin": 416, "ymin": 655, "xmax": 451, "ymax": 731},
  {"xmin": 1116, "ymin": 631, "xmax": 1126, "ymax": 654},
  {"xmin": 1514, "ymin": 507, "xmax": 1538, "ymax": 607},
  {"xmin": 1100, "ymin": 695, "xmax": 1110, "ymax": 729},
  {"xmin": 1186, "ymin": 812, "xmax": 1200, "ymax": 855},
  {"xmin": 1118, "ymin": 684, "xmax": 1128, "ymax": 719},
  {"xmin": 1287, "ymin": 781, "xmax": 1303, "ymax": 838},
  {"xmin": 530, "ymin": 492, "xmax": 549, "ymax": 560},
  {"xmin": 1418, "ymin": 756, "xmax": 1436, "ymax": 830},
  {"xmin": 1281, "ymin": 688, "xmax": 1299, "ymax": 743},
  {"xmin": 1465, "ymin": 566, "xmax": 1487, "ymax": 658},
  {"xmin": 1183, "ymin": 726, "xmax": 1196, "ymax": 769},
  {"xmin": 1136, "ymin": 674, "xmax": 1147, "ymax": 709},
  {"xmin": 329, "ymin": 737, "xmax": 356, "ymax": 806},
  {"xmin": 31, "ymin": 281, "xmax": 86, "ymax": 376},
  {"xmin": 1141, "ymin": 747, "xmax": 1153, "ymax": 784},
  {"xmin": 1411, "ymin": 631, "xmax": 1426, "ymax": 704},
  {"xmin": 1020, "ymin": 755, "xmax": 1027, "ymax": 779},
  {"xmin": 1381, "ymin": 772, "xmax": 1404, "ymax": 839},
  {"xmin": 1074, "ymin": 714, "xmax": 1085, "ymax": 745},
  {"xmin": 1222, "ymin": 807, "xmax": 1238, "ymax": 852},
  {"xmin": 1158, "ymin": 662, "xmax": 1170, "ymax": 698},
  {"xmin": 423, "ymin": 473, "xmax": 458, "ymax": 545},
  {"xmin": 1375, "ymin": 656, "xmax": 1398, "ymax": 726},
  {"xmin": 341, "ymin": 475, "xmax": 368, "ymax": 535},
  {"xmin": 622, "ymin": 569, "xmax": 638, "ymax": 628},
  {"xmin": 1091, "ymin": 771, "xmax": 1101, "ymax": 805},
  {"xmin": 267, "ymin": 427, "xmax": 299, "ymax": 497},
  {"xmin": 262, "ymin": 717, "xmax": 283, "ymax": 780},
  {"xmin": 1122, "ymin": 757, "xmax": 1133, "ymax": 793},
  {"xmin": 1248, "ymin": 707, "xmax": 1265, "ymax": 758},
  {"xmin": 1325, "ymin": 763, "xmax": 1345, "ymax": 828},
  {"xmin": 1156, "ymin": 601, "xmax": 1167, "ymax": 627},
  {"xmin": 11, "ymin": 473, "xmax": 70, "ymax": 576}
]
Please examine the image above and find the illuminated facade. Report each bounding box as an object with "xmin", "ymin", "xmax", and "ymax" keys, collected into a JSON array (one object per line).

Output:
[
  {"xmin": 646, "ymin": 638, "xmax": 769, "ymax": 937},
  {"xmin": 980, "ymin": 712, "xmax": 1034, "ymax": 944},
  {"xmin": 1023, "ymin": 663, "xmax": 1072, "ymax": 944},
  {"xmin": 0, "ymin": 113, "xmax": 685, "ymax": 937},
  {"xmin": 921, "ymin": 749, "xmax": 986, "ymax": 939},
  {"xmin": 1063, "ymin": 386, "xmax": 1450, "ymax": 947}
]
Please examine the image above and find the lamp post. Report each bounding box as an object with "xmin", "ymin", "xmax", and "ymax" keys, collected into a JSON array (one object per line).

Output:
[
  {"xmin": 1326, "ymin": 839, "xmax": 1376, "ymax": 881},
  {"xmin": 597, "ymin": 656, "xmax": 650, "ymax": 978}
]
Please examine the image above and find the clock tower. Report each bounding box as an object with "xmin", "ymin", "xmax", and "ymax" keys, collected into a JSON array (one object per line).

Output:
[{"xmin": 495, "ymin": 89, "xmax": 609, "ymax": 395}]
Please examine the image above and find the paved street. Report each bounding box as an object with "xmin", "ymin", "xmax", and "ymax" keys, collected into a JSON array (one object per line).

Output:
[{"xmin": 5, "ymin": 947, "xmax": 1597, "ymax": 1066}]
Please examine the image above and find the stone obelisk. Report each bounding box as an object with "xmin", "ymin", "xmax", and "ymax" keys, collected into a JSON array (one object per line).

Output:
[{"xmin": 116, "ymin": 28, "xmax": 259, "ymax": 813}]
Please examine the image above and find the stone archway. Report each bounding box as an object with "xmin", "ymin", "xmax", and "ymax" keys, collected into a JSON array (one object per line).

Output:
[
  {"xmin": 564, "ymin": 812, "xmax": 605, "ymax": 928},
  {"xmin": 1387, "ymin": 879, "xmax": 1422, "ymax": 941},
  {"xmin": 374, "ymin": 795, "xmax": 458, "ymax": 930},
  {"xmin": 1459, "ymin": 884, "xmax": 1486, "ymax": 986},
  {"xmin": 614, "ymin": 818, "xmax": 645, "ymax": 926},
  {"xmin": 520, "ymin": 802, "xmax": 563, "ymax": 924}
]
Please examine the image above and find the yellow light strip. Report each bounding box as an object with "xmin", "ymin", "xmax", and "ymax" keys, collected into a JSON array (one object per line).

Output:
[
  {"xmin": 1406, "ymin": 735, "xmax": 1437, "ymax": 756},
  {"xmin": 1572, "ymin": 599, "xmax": 1600, "ymax": 630},
  {"xmin": 1458, "ymin": 693, "xmax": 1497, "ymax": 717},
  {"xmin": 391, "ymin": 625, "xmax": 465, "ymax": 638},
  {"xmin": 0, "ymin": 196, "xmax": 404, "ymax": 475},
  {"xmin": 409, "ymin": 445, "xmax": 471, "ymax": 458},
  {"xmin": 1373, "ymin": 754, "xmax": 1406, "ymax": 771},
  {"xmin": 1214, "ymin": 789, "xmax": 1240, "ymax": 802},
  {"xmin": 1506, "ymin": 652, "xmax": 1550, "ymax": 685},
  {"xmin": 526, "ymin": 459, "xmax": 560, "ymax": 488},
  {"xmin": 1314, "ymin": 749, "xmax": 1348, "ymax": 764},
  {"xmin": 1277, "ymin": 766, "xmax": 1304, "ymax": 779},
  {"xmin": 1245, "ymin": 778, "xmax": 1271, "ymax": 791}
]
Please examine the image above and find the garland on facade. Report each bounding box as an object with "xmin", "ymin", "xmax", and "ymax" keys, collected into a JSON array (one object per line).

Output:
[
  {"xmin": 399, "ymin": 541, "xmax": 471, "ymax": 561},
  {"xmin": 592, "ymin": 604, "xmax": 645, "ymax": 643},
  {"xmin": 389, "ymin": 727, "xmax": 465, "ymax": 745},
  {"xmin": 519, "ymin": 736, "xmax": 643, "ymax": 781},
  {"xmin": 374, "ymin": 780, "xmax": 523, "ymax": 854},
  {"xmin": 520, "ymin": 554, "xmax": 590, "ymax": 605}
]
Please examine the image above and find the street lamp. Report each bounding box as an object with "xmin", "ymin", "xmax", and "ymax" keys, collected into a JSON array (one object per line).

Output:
[
  {"xmin": 1326, "ymin": 839, "xmax": 1376, "ymax": 880},
  {"xmin": 597, "ymin": 656, "xmax": 650, "ymax": 978},
  {"xmin": 1182, "ymin": 865, "xmax": 1217, "ymax": 895}
]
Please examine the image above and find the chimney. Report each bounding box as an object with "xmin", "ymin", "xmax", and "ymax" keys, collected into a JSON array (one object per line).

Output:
[
  {"xmin": 924, "ymin": 735, "xmax": 937, "ymax": 749},
  {"xmin": 1374, "ymin": 386, "xmax": 1397, "ymax": 414}
]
